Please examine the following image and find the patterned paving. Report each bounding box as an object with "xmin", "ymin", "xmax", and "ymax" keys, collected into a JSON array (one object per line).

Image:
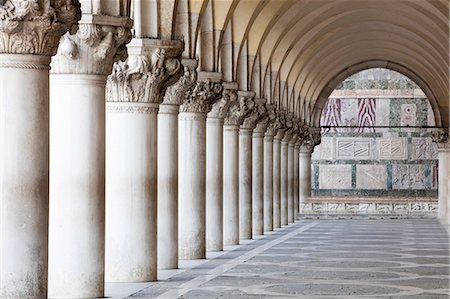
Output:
[{"xmin": 129, "ymin": 219, "xmax": 450, "ymax": 298}]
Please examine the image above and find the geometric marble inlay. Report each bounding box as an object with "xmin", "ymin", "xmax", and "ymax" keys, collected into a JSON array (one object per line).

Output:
[{"xmin": 379, "ymin": 137, "xmax": 407, "ymax": 160}]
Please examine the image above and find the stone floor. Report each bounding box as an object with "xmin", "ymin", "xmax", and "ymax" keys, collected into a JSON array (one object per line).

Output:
[{"xmin": 112, "ymin": 219, "xmax": 450, "ymax": 299}]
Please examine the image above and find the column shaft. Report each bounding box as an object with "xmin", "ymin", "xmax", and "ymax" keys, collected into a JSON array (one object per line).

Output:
[
  {"xmin": 206, "ymin": 118, "xmax": 224, "ymax": 251},
  {"xmin": 0, "ymin": 55, "xmax": 51, "ymax": 298},
  {"xmin": 49, "ymin": 75, "xmax": 106, "ymax": 297},
  {"xmin": 239, "ymin": 128, "xmax": 253, "ymax": 239},
  {"xmin": 223, "ymin": 125, "xmax": 240, "ymax": 245},
  {"xmin": 157, "ymin": 104, "xmax": 179, "ymax": 269},
  {"xmin": 438, "ymin": 148, "xmax": 448, "ymax": 223},
  {"xmin": 252, "ymin": 132, "xmax": 264, "ymax": 235},
  {"xmin": 299, "ymin": 146, "xmax": 312, "ymax": 213},
  {"xmin": 288, "ymin": 142, "xmax": 295, "ymax": 223},
  {"xmin": 294, "ymin": 144, "xmax": 300, "ymax": 218},
  {"xmin": 263, "ymin": 135, "xmax": 274, "ymax": 231},
  {"xmin": 280, "ymin": 140, "xmax": 289, "ymax": 226},
  {"xmin": 179, "ymin": 112, "xmax": 207, "ymax": 259},
  {"xmin": 273, "ymin": 134, "xmax": 282, "ymax": 228}
]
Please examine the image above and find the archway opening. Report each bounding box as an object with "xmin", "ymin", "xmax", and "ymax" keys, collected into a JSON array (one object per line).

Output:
[{"xmin": 305, "ymin": 68, "xmax": 439, "ymax": 216}]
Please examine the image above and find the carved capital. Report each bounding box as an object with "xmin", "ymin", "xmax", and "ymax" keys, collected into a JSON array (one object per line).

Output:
[
  {"xmin": 0, "ymin": 0, "xmax": 81, "ymax": 55},
  {"xmin": 264, "ymin": 105, "xmax": 281, "ymax": 137},
  {"xmin": 180, "ymin": 80, "xmax": 223, "ymax": 114},
  {"xmin": 106, "ymin": 39, "xmax": 183, "ymax": 104},
  {"xmin": 162, "ymin": 58, "xmax": 198, "ymax": 106},
  {"xmin": 208, "ymin": 87, "xmax": 235, "ymax": 119},
  {"xmin": 430, "ymin": 129, "xmax": 450, "ymax": 149},
  {"xmin": 224, "ymin": 91, "xmax": 253, "ymax": 125},
  {"xmin": 241, "ymin": 96, "xmax": 267, "ymax": 129},
  {"xmin": 302, "ymin": 127, "xmax": 321, "ymax": 147},
  {"xmin": 52, "ymin": 14, "xmax": 133, "ymax": 74}
]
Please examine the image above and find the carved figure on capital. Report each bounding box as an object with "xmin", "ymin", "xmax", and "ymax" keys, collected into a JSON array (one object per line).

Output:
[
  {"xmin": 179, "ymin": 80, "xmax": 223, "ymax": 114},
  {"xmin": 430, "ymin": 129, "xmax": 450, "ymax": 150},
  {"xmin": 0, "ymin": 0, "xmax": 81, "ymax": 55},
  {"xmin": 209, "ymin": 87, "xmax": 236, "ymax": 119},
  {"xmin": 265, "ymin": 105, "xmax": 282, "ymax": 137},
  {"xmin": 242, "ymin": 98, "xmax": 267, "ymax": 130},
  {"xmin": 162, "ymin": 60, "xmax": 198, "ymax": 106},
  {"xmin": 106, "ymin": 47, "xmax": 182, "ymax": 103},
  {"xmin": 224, "ymin": 93, "xmax": 254, "ymax": 126}
]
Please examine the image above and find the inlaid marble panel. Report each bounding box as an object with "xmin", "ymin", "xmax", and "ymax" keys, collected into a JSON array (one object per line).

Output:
[
  {"xmin": 356, "ymin": 165, "xmax": 387, "ymax": 189},
  {"xmin": 375, "ymin": 99, "xmax": 390, "ymax": 127},
  {"xmin": 318, "ymin": 165, "xmax": 352, "ymax": 189},
  {"xmin": 378, "ymin": 138, "xmax": 407, "ymax": 160},
  {"xmin": 411, "ymin": 138, "xmax": 438, "ymax": 160},
  {"xmin": 336, "ymin": 138, "xmax": 371, "ymax": 160},
  {"xmin": 400, "ymin": 104, "xmax": 417, "ymax": 126},
  {"xmin": 312, "ymin": 137, "xmax": 334, "ymax": 160},
  {"xmin": 392, "ymin": 164, "xmax": 425, "ymax": 189}
]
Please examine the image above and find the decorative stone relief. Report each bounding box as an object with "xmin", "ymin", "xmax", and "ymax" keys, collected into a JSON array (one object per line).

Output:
[
  {"xmin": 224, "ymin": 93, "xmax": 254, "ymax": 126},
  {"xmin": 356, "ymin": 165, "xmax": 387, "ymax": 189},
  {"xmin": 106, "ymin": 42, "xmax": 183, "ymax": 105},
  {"xmin": 241, "ymin": 97, "xmax": 267, "ymax": 130},
  {"xmin": 336, "ymin": 139, "xmax": 371, "ymax": 159},
  {"xmin": 411, "ymin": 138, "xmax": 438, "ymax": 160},
  {"xmin": 162, "ymin": 59, "xmax": 198, "ymax": 106},
  {"xmin": 179, "ymin": 80, "xmax": 223, "ymax": 114},
  {"xmin": 356, "ymin": 98, "xmax": 376, "ymax": 133},
  {"xmin": 0, "ymin": 0, "xmax": 81, "ymax": 56},
  {"xmin": 52, "ymin": 15, "xmax": 133, "ymax": 75},
  {"xmin": 208, "ymin": 87, "xmax": 235, "ymax": 119},
  {"xmin": 379, "ymin": 138, "xmax": 407, "ymax": 160},
  {"xmin": 430, "ymin": 129, "xmax": 449, "ymax": 150},
  {"xmin": 400, "ymin": 104, "xmax": 416, "ymax": 126},
  {"xmin": 264, "ymin": 105, "xmax": 281, "ymax": 137},
  {"xmin": 392, "ymin": 164, "xmax": 425, "ymax": 189}
]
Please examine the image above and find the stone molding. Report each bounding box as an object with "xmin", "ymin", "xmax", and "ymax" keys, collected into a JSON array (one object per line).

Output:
[
  {"xmin": 179, "ymin": 80, "xmax": 223, "ymax": 114},
  {"xmin": 106, "ymin": 38, "xmax": 183, "ymax": 104},
  {"xmin": 224, "ymin": 91, "xmax": 253, "ymax": 126},
  {"xmin": 0, "ymin": 53, "xmax": 51, "ymax": 69},
  {"xmin": 162, "ymin": 58, "xmax": 198, "ymax": 106},
  {"xmin": 106, "ymin": 102, "xmax": 159, "ymax": 114},
  {"xmin": 52, "ymin": 14, "xmax": 133, "ymax": 75},
  {"xmin": 0, "ymin": 0, "xmax": 81, "ymax": 56}
]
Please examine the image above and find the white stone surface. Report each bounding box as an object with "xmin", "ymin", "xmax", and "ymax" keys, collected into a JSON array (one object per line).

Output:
[
  {"xmin": 378, "ymin": 137, "xmax": 407, "ymax": 160},
  {"xmin": 336, "ymin": 138, "xmax": 371, "ymax": 160},
  {"xmin": 280, "ymin": 140, "xmax": 289, "ymax": 225},
  {"xmin": 312, "ymin": 137, "xmax": 335, "ymax": 160},
  {"xmin": 319, "ymin": 165, "xmax": 352, "ymax": 189},
  {"xmin": 263, "ymin": 136, "xmax": 274, "ymax": 231},
  {"xmin": 375, "ymin": 98, "xmax": 391, "ymax": 126},
  {"xmin": 287, "ymin": 142, "xmax": 295, "ymax": 223},
  {"xmin": 273, "ymin": 133, "xmax": 282, "ymax": 228},
  {"xmin": 240, "ymin": 128, "xmax": 253, "ymax": 239},
  {"xmin": 356, "ymin": 165, "xmax": 387, "ymax": 189},
  {"xmin": 252, "ymin": 132, "xmax": 264, "ymax": 235}
]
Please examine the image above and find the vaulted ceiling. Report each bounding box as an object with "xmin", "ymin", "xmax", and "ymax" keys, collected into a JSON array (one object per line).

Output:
[{"xmin": 132, "ymin": 0, "xmax": 449, "ymax": 126}]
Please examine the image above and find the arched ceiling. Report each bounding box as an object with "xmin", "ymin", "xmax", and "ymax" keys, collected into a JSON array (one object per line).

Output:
[{"xmin": 165, "ymin": 0, "xmax": 449, "ymax": 126}]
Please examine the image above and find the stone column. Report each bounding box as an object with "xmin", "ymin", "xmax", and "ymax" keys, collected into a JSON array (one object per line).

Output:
[
  {"xmin": 263, "ymin": 106, "xmax": 280, "ymax": 232},
  {"xmin": 49, "ymin": 15, "xmax": 131, "ymax": 298},
  {"xmin": 288, "ymin": 135, "xmax": 296, "ymax": 223},
  {"xmin": 281, "ymin": 130, "xmax": 293, "ymax": 226},
  {"xmin": 157, "ymin": 59, "xmax": 197, "ymax": 269},
  {"xmin": 294, "ymin": 140, "xmax": 301, "ymax": 217},
  {"xmin": 299, "ymin": 130, "xmax": 321, "ymax": 214},
  {"xmin": 239, "ymin": 93, "xmax": 260, "ymax": 240},
  {"xmin": 179, "ymin": 75, "xmax": 223, "ymax": 259},
  {"xmin": 206, "ymin": 81, "xmax": 233, "ymax": 252},
  {"xmin": 431, "ymin": 130, "xmax": 449, "ymax": 224},
  {"xmin": 252, "ymin": 100, "xmax": 268, "ymax": 236},
  {"xmin": 223, "ymin": 94, "xmax": 251, "ymax": 245},
  {"xmin": 0, "ymin": 2, "xmax": 80, "ymax": 298},
  {"xmin": 273, "ymin": 129, "xmax": 285, "ymax": 229}
]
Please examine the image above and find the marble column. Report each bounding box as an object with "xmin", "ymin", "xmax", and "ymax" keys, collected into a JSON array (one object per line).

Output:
[
  {"xmin": 431, "ymin": 130, "xmax": 450, "ymax": 224},
  {"xmin": 273, "ymin": 130, "xmax": 285, "ymax": 229},
  {"xmin": 0, "ymin": 3, "xmax": 80, "ymax": 297},
  {"xmin": 252, "ymin": 100, "xmax": 268, "ymax": 236},
  {"xmin": 299, "ymin": 145, "xmax": 313, "ymax": 213},
  {"xmin": 288, "ymin": 136, "xmax": 296, "ymax": 223},
  {"xmin": 49, "ymin": 15, "xmax": 131, "ymax": 298},
  {"xmin": 206, "ymin": 82, "xmax": 233, "ymax": 252},
  {"xmin": 157, "ymin": 59, "xmax": 197, "ymax": 269},
  {"xmin": 294, "ymin": 140, "xmax": 301, "ymax": 217},
  {"xmin": 223, "ymin": 94, "xmax": 250, "ymax": 245},
  {"xmin": 281, "ymin": 131, "xmax": 292, "ymax": 226},
  {"xmin": 179, "ymin": 75, "xmax": 223, "ymax": 259}
]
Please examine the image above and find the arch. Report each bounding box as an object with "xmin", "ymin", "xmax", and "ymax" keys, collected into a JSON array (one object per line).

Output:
[{"xmin": 312, "ymin": 60, "xmax": 443, "ymax": 128}]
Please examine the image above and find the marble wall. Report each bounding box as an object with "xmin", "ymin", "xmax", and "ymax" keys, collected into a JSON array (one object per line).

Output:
[{"xmin": 312, "ymin": 69, "xmax": 438, "ymax": 198}]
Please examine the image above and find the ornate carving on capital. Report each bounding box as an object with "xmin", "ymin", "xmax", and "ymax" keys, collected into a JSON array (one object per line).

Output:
[
  {"xmin": 430, "ymin": 129, "xmax": 450, "ymax": 149},
  {"xmin": 162, "ymin": 59, "xmax": 198, "ymax": 106},
  {"xmin": 0, "ymin": 0, "xmax": 81, "ymax": 55},
  {"xmin": 179, "ymin": 80, "xmax": 223, "ymax": 114},
  {"xmin": 302, "ymin": 126, "xmax": 321, "ymax": 147},
  {"xmin": 52, "ymin": 15, "xmax": 133, "ymax": 74},
  {"xmin": 208, "ymin": 86, "xmax": 235, "ymax": 118},
  {"xmin": 106, "ymin": 40, "xmax": 183, "ymax": 104},
  {"xmin": 224, "ymin": 93, "xmax": 253, "ymax": 126},
  {"xmin": 264, "ymin": 105, "xmax": 281, "ymax": 137},
  {"xmin": 242, "ymin": 98, "xmax": 267, "ymax": 130}
]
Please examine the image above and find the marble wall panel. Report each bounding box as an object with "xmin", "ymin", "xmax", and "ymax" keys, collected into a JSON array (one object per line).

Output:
[
  {"xmin": 392, "ymin": 164, "xmax": 425, "ymax": 189},
  {"xmin": 375, "ymin": 99, "xmax": 390, "ymax": 127},
  {"xmin": 356, "ymin": 165, "xmax": 387, "ymax": 189},
  {"xmin": 378, "ymin": 137, "xmax": 407, "ymax": 160},
  {"xmin": 318, "ymin": 165, "xmax": 352, "ymax": 189},
  {"xmin": 411, "ymin": 138, "xmax": 438, "ymax": 160},
  {"xmin": 400, "ymin": 104, "xmax": 416, "ymax": 126},
  {"xmin": 312, "ymin": 137, "xmax": 335, "ymax": 160},
  {"xmin": 336, "ymin": 138, "xmax": 371, "ymax": 160}
]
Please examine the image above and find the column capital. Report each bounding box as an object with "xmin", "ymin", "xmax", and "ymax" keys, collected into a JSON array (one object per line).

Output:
[
  {"xmin": 224, "ymin": 90, "xmax": 253, "ymax": 126},
  {"xmin": 301, "ymin": 126, "xmax": 321, "ymax": 147},
  {"xmin": 180, "ymin": 79, "xmax": 223, "ymax": 114},
  {"xmin": 51, "ymin": 14, "xmax": 133, "ymax": 75},
  {"xmin": 162, "ymin": 58, "xmax": 198, "ymax": 106},
  {"xmin": 106, "ymin": 38, "xmax": 183, "ymax": 107},
  {"xmin": 265, "ymin": 106, "xmax": 282, "ymax": 137},
  {"xmin": 241, "ymin": 96, "xmax": 267, "ymax": 130},
  {"xmin": 0, "ymin": 0, "xmax": 81, "ymax": 56},
  {"xmin": 208, "ymin": 80, "xmax": 235, "ymax": 119},
  {"xmin": 430, "ymin": 128, "xmax": 450, "ymax": 150}
]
